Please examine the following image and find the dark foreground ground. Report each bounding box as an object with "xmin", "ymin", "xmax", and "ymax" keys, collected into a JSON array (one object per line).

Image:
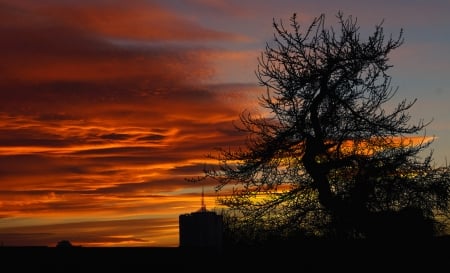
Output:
[{"xmin": 1, "ymin": 238, "xmax": 449, "ymax": 272}]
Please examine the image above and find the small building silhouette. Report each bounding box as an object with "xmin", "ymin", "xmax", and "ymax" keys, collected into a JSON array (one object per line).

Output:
[
  {"xmin": 178, "ymin": 187, "xmax": 223, "ymax": 249},
  {"xmin": 56, "ymin": 240, "xmax": 73, "ymax": 248}
]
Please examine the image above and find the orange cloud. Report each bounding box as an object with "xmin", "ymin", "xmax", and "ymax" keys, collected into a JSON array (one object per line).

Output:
[
  {"xmin": 0, "ymin": 80, "xmax": 253, "ymax": 246},
  {"xmin": 0, "ymin": 0, "xmax": 251, "ymax": 86},
  {"xmin": 0, "ymin": 0, "xmax": 294, "ymax": 247},
  {"xmin": 0, "ymin": 187, "xmax": 221, "ymax": 247}
]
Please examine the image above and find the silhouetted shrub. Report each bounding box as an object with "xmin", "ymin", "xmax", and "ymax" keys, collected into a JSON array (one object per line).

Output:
[{"xmin": 56, "ymin": 240, "xmax": 73, "ymax": 248}]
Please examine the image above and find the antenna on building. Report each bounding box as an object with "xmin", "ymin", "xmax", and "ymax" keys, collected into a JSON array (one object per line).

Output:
[{"xmin": 200, "ymin": 185, "xmax": 207, "ymax": 212}]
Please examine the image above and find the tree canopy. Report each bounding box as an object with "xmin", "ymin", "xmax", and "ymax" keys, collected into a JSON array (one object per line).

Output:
[{"xmin": 200, "ymin": 12, "xmax": 450, "ymax": 243}]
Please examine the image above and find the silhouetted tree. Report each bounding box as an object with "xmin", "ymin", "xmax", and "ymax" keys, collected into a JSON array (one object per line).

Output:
[{"xmin": 201, "ymin": 12, "xmax": 450, "ymax": 242}]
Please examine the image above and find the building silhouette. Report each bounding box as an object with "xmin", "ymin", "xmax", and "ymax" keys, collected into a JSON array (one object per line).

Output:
[{"xmin": 178, "ymin": 187, "xmax": 223, "ymax": 249}]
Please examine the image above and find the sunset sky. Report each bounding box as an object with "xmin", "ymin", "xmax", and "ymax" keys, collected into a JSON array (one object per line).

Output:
[{"xmin": 1, "ymin": 0, "xmax": 450, "ymax": 247}]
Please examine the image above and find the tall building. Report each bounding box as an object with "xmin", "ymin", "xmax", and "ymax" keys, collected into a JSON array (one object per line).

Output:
[{"xmin": 178, "ymin": 187, "xmax": 223, "ymax": 249}]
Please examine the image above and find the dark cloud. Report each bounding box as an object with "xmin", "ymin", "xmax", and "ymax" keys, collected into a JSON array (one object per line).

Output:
[
  {"xmin": 99, "ymin": 133, "xmax": 132, "ymax": 141},
  {"xmin": 137, "ymin": 134, "xmax": 166, "ymax": 142}
]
